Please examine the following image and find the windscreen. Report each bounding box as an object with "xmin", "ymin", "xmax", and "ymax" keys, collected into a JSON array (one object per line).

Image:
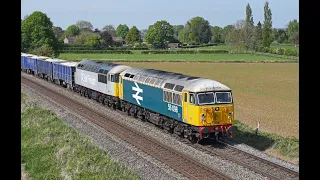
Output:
[
  {"xmin": 197, "ymin": 92, "xmax": 233, "ymax": 105},
  {"xmin": 197, "ymin": 92, "xmax": 215, "ymax": 105},
  {"xmin": 215, "ymin": 92, "xmax": 233, "ymax": 103}
]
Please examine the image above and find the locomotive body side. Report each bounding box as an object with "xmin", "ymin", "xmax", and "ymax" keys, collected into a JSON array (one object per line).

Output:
[{"xmin": 121, "ymin": 78, "xmax": 183, "ymax": 121}]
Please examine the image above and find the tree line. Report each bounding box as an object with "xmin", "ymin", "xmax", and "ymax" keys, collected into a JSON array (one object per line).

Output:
[{"xmin": 21, "ymin": 1, "xmax": 299, "ymax": 56}]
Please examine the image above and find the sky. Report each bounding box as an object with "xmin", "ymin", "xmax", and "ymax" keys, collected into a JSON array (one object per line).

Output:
[{"xmin": 21, "ymin": 0, "xmax": 299, "ymax": 30}]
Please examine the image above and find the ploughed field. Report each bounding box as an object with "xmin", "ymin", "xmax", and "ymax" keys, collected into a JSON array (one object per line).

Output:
[{"xmin": 115, "ymin": 62, "xmax": 299, "ymax": 139}]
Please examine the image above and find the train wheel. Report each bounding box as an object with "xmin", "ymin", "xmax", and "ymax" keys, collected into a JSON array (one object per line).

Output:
[
  {"xmin": 188, "ymin": 135, "xmax": 198, "ymax": 144},
  {"xmin": 98, "ymin": 96, "xmax": 104, "ymax": 104},
  {"xmin": 80, "ymin": 88, "xmax": 85, "ymax": 96}
]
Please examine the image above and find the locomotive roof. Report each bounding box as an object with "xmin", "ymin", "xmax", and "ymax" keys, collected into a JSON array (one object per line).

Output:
[
  {"xmin": 121, "ymin": 67, "xmax": 231, "ymax": 92},
  {"xmin": 77, "ymin": 59, "xmax": 128, "ymax": 74}
]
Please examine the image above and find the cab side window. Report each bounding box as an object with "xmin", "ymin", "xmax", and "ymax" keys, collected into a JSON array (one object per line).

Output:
[
  {"xmin": 189, "ymin": 94, "xmax": 195, "ymax": 104},
  {"xmin": 184, "ymin": 93, "xmax": 187, "ymax": 102},
  {"xmin": 111, "ymin": 75, "xmax": 115, "ymax": 82}
]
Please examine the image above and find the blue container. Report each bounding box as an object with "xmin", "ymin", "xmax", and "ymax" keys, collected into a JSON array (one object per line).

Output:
[
  {"xmin": 22, "ymin": 55, "xmax": 38, "ymax": 73},
  {"xmin": 43, "ymin": 59, "xmax": 67, "ymax": 80},
  {"xmin": 52, "ymin": 62, "xmax": 77, "ymax": 85},
  {"xmin": 36, "ymin": 58, "xmax": 52, "ymax": 77}
]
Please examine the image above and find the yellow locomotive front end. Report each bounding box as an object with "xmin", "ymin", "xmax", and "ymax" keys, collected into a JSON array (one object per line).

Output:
[{"xmin": 182, "ymin": 80, "xmax": 236, "ymax": 140}]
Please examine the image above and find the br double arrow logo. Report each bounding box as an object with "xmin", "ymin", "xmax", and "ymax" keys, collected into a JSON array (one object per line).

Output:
[{"xmin": 132, "ymin": 82, "xmax": 143, "ymax": 105}]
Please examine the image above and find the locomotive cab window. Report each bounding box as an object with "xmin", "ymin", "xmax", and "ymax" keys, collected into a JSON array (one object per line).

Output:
[
  {"xmin": 197, "ymin": 92, "xmax": 215, "ymax": 105},
  {"xmin": 189, "ymin": 94, "xmax": 195, "ymax": 104},
  {"xmin": 184, "ymin": 93, "xmax": 187, "ymax": 102},
  {"xmin": 110, "ymin": 74, "xmax": 115, "ymax": 82},
  {"xmin": 114, "ymin": 73, "xmax": 120, "ymax": 82},
  {"xmin": 215, "ymin": 92, "xmax": 233, "ymax": 104}
]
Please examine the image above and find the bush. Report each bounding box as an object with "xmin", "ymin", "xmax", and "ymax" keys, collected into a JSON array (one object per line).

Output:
[
  {"xmin": 277, "ymin": 48, "xmax": 285, "ymax": 55},
  {"xmin": 180, "ymin": 43, "xmax": 217, "ymax": 49},
  {"xmin": 284, "ymin": 49, "xmax": 298, "ymax": 56},
  {"xmin": 258, "ymin": 47, "xmax": 270, "ymax": 53},
  {"xmin": 28, "ymin": 44, "xmax": 55, "ymax": 57},
  {"xmin": 60, "ymin": 50, "xmax": 133, "ymax": 54},
  {"xmin": 140, "ymin": 50, "xmax": 228, "ymax": 54}
]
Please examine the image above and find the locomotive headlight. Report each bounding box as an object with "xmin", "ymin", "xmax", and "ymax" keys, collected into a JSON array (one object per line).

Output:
[
  {"xmin": 215, "ymin": 107, "xmax": 219, "ymax": 111},
  {"xmin": 201, "ymin": 114, "xmax": 205, "ymax": 122}
]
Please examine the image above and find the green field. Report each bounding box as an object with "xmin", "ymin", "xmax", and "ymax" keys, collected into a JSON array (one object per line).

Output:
[
  {"xmin": 21, "ymin": 93, "xmax": 141, "ymax": 179},
  {"xmin": 197, "ymin": 44, "xmax": 299, "ymax": 51},
  {"xmin": 58, "ymin": 52, "xmax": 296, "ymax": 62}
]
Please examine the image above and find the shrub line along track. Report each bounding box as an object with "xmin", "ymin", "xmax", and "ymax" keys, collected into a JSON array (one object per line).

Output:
[{"xmin": 22, "ymin": 76, "xmax": 232, "ymax": 180}]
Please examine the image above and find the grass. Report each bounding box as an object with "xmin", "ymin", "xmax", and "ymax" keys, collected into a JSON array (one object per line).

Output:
[
  {"xmin": 21, "ymin": 93, "xmax": 141, "ymax": 180},
  {"xmin": 233, "ymin": 120, "xmax": 299, "ymax": 164},
  {"xmin": 58, "ymin": 52, "xmax": 295, "ymax": 62}
]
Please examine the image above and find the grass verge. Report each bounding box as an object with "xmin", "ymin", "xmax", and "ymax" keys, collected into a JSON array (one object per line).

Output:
[
  {"xmin": 233, "ymin": 120, "xmax": 299, "ymax": 164},
  {"xmin": 21, "ymin": 93, "xmax": 141, "ymax": 179}
]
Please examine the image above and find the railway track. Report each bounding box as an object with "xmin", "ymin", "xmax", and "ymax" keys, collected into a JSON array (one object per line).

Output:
[
  {"xmin": 194, "ymin": 140, "xmax": 299, "ymax": 180},
  {"xmin": 22, "ymin": 76, "xmax": 232, "ymax": 180},
  {"xmin": 161, "ymin": 133, "xmax": 299, "ymax": 180}
]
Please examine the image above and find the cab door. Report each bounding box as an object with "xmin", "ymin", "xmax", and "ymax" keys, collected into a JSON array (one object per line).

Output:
[
  {"xmin": 182, "ymin": 91, "xmax": 188, "ymax": 123},
  {"xmin": 119, "ymin": 76, "xmax": 123, "ymax": 99},
  {"xmin": 107, "ymin": 74, "xmax": 114, "ymax": 95}
]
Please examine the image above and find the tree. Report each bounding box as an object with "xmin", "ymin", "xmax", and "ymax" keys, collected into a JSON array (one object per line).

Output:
[
  {"xmin": 100, "ymin": 31, "xmax": 113, "ymax": 47},
  {"xmin": 178, "ymin": 22, "xmax": 191, "ymax": 43},
  {"xmin": 246, "ymin": 3, "xmax": 254, "ymax": 27},
  {"xmin": 73, "ymin": 31, "xmax": 94, "ymax": 45},
  {"xmin": 140, "ymin": 29, "xmax": 148, "ymax": 40},
  {"xmin": 182, "ymin": 17, "xmax": 212, "ymax": 44},
  {"xmin": 84, "ymin": 34, "xmax": 101, "ymax": 48},
  {"xmin": 226, "ymin": 20, "xmax": 246, "ymax": 50},
  {"xmin": 116, "ymin": 24, "xmax": 129, "ymax": 39},
  {"xmin": 93, "ymin": 28, "xmax": 101, "ymax": 33},
  {"xmin": 126, "ymin": 26, "xmax": 141, "ymax": 44},
  {"xmin": 271, "ymin": 28, "xmax": 278, "ymax": 42},
  {"xmin": 262, "ymin": 1, "xmax": 273, "ymax": 48},
  {"xmin": 173, "ymin": 25, "xmax": 184, "ymax": 41},
  {"xmin": 29, "ymin": 44, "xmax": 54, "ymax": 57},
  {"xmin": 21, "ymin": 11, "xmax": 59, "ymax": 55},
  {"xmin": 76, "ymin": 20, "xmax": 93, "ymax": 31},
  {"xmin": 211, "ymin": 26, "xmax": 223, "ymax": 43},
  {"xmin": 243, "ymin": 3, "xmax": 258, "ymax": 50},
  {"xmin": 145, "ymin": 20, "xmax": 174, "ymax": 48},
  {"xmin": 287, "ymin": 19, "xmax": 299, "ymax": 44},
  {"xmin": 256, "ymin": 21, "xmax": 262, "ymax": 41},
  {"xmin": 277, "ymin": 29, "xmax": 288, "ymax": 44},
  {"xmin": 64, "ymin": 25, "xmax": 80, "ymax": 37},
  {"xmin": 53, "ymin": 26, "xmax": 64, "ymax": 41},
  {"xmin": 222, "ymin": 25, "xmax": 235, "ymax": 44},
  {"xmin": 102, "ymin": 25, "xmax": 116, "ymax": 36}
]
